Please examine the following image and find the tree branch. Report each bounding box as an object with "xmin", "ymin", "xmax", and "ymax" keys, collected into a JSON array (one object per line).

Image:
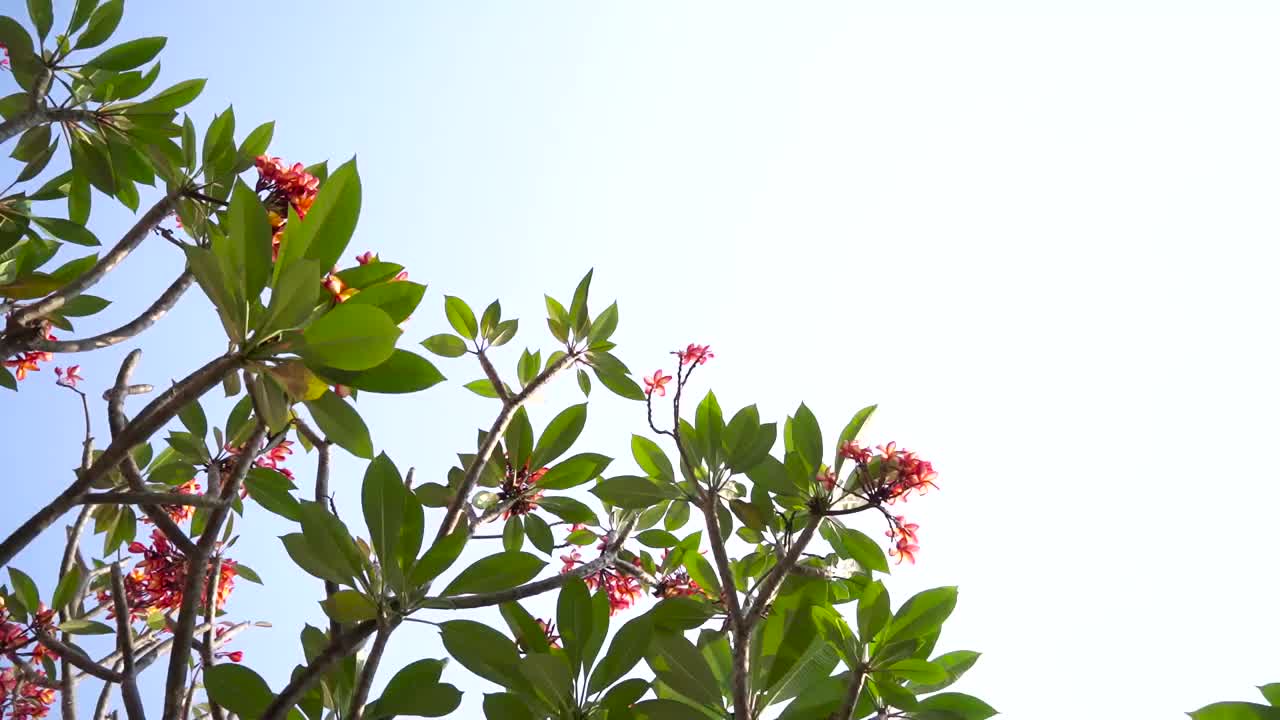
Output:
[
  {"xmin": 0, "ymin": 107, "xmax": 97, "ymax": 144},
  {"xmin": 200, "ymin": 558, "xmax": 226, "ymax": 720},
  {"xmin": 835, "ymin": 664, "xmax": 867, "ymax": 720},
  {"xmin": 110, "ymin": 564, "xmax": 146, "ymax": 720},
  {"xmin": 260, "ymin": 621, "xmax": 380, "ymax": 720},
  {"xmin": 8, "ymin": 192, "xmax": 182, "ymax": 329},
  {"xmin": 476, "ymin": 350, "xmax": 512, "ymax": 404},
  {"xmin": 743, "ymin": 518, "xmax": 819, "ymax": 626},
  {"xmin": 434, "ymin": 351, "xmax": 578, "ymax": 542},
  {"xmin": 33, "ymin": 271, "xmax": 195, "ymax": 353},
  {"xmin": 34, "ymin": 630, "xmax": 122, "ymax": 683},
  {"xmin": 0, "ymin": 351, "xmax": 240, "ymax": 567},
  {"xmin": 160, "ymin": 423, "xmax": 265, "ymax": 720},
  {"xmin": 79, "ymin": 492, "xmax": 224, "ymax": 508},
  {"xmin": 295, "ymin": 418, "xmax": 341, "ymax": 637},
  {"xmin": 349, "ymin": 620, "xmax": 398, "ymax": 720}
]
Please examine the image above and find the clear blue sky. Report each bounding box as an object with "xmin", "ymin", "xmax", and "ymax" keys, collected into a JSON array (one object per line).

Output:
[{"xmin": 6, "ymin": 1, "xmax": 1280, "ymax": 717}]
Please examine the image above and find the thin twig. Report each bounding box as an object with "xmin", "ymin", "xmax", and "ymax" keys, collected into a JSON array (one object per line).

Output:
[
  {"xmin": 200, "ymin": 557, "xmax": 226, "ymax": 720},
  {"xmin": 34, "ymin": 630, "xmax": 122, "ymax": 683},
  {"xmin": 35, "ymin": 272, "xmax": 195, "ymax": 354},
  {"xmin": 348, "ymin": 620, "xmax": 398, "ymax": 720},
  {"xmin": 434, "ymin": 351, "xmax": 578, "ymax": 542}
]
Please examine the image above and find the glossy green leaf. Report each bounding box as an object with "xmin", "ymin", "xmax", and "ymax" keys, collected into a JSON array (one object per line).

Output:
[
  {"xmin": 409, "ymin": 528, "xmax": 468, "ymax": 587},
  {"xmin": 637, "ymin": 529, "xmax": 678, "ymax": 548},
  {"xmin": 282, "ymin": 158, "xmax": 362, "ymax": 274},
  {"xmin": 223, "ymin": 180, "xmax": 272, "ymax": 300},
  {"xmin": 858, "ymin": 580, "xmax": 891, "ymax": 641},
  {"xmin": 57, "ymin": 294, "xmax": 110, "ymax": 317},
  {"xmin": 464, "ymin": 378, "xmax": 501, "ymax": 398},
  {"xmin": 73, "ymin": 0, "xmax": 122, "ymax": 49},
  {"xmin": 444, "ymin": 295, "xmax": 477, "ymax": 339},
  {"xmin": 58, "ymin": 618, "xmax": 113, "ymax": 635},
  {"xmin": 826, "ymin": 521, "xmax": 889, "ymax": 574},
  {"xmin": 296, "ymin": 500, "xmax": 365, "ymax": 584},
  {"xmin": 320, "ymin": 589, "xmax": 378, "ymax": 622},
  {"xmin": 422, "ymin": 333, "xmax": 467, "ymax": 357},
  {"xmin": 884, "ymin": 586, "xmax": 958, "ymax": 647},
  {"xmin": 85, "ymin": 36, "xmax": 165, "ymax": 71},
  {"xmin": 259, "ymin": 258, "xmax": 322, "ymax": 334},
  {"xmin": 649, "ymin": 597, "xmax": 716, "ymax": 631},
  {"xmin": 483, "ymin": 693, "xmax": 535, "ymax": 720},
  {"xmin": 304, "ymin": 391, "xmax": 374, "ymax": 458},
  {"xmin": 524, "ymin": 514, "xmax": 554, "ymax": 555},
  {"xmin": 442, "ymin": 552, "xmax": 545, "ymax": 596},
  {"xmin": 301, "ymin": 304, "xmax": 400, "ymax": 372},
  {"xmin": 557, "ymin": 576, "xmax": 593, "ymax": 676},
  {"xmin": 592, "ymin": 475, "xmax": 681, "ymax": 509},
  {"xmin": 439, "ymin": 620, "xmax": 527, "ymax": 692},
  {"xmin": 8, "ymin": 568, "xmax": 38, "ymax": 611},
  {"xmin": 538, "ymin": 496, "xmax": 599, "ymax": 525},
  {"xmin": 647, "ymin": 630, "xmax": 722, "ymax": 709},
  {"xmin": 911, "ymin": 650, "xmax": 980, "ymax": 694},
  {"xmin": 530, "ymin": 403, "xmax": 587, "ymax": 469},
  {"xmin": 32, "ymin": 217, "xmax": 99, "ymax": 247},
  {"xmin": 205, "ymin": 664, "xmax": 274, "ymax": 719},
  {"xmin": 345, "ymin": 280, "xmax": 425, "ymax": 325},
  {"xmin": 362, "ymin": 453, "xmax": 406, "ymax": 585},
  {"xmin": 537, "ymin": 453, "xmax": 612, "ymax": 490},
  {"xmin": 331, "ymin": 349, "xmax": 445, "ymax": 394},
  {"xmin": 51, "ymin": 565, "xmax": 82, "ymax": 612},
  {"xmin": 367, "ymin": 660, "xmax": 460, "ymax": 718},
  {"xmin": 520, "ymin": 645, "xmax": 573, "ymax": 711},
  {"xmin": 916, "ymin": 692, "xmax": 998, "ymax": 720},
  {"xmin": 631, "ymin": 435, "xmax": 674, "ymax": 483},
  {"xmin": 587, "ymin": 615, "xmax": 653, "ymax": 694},
  {"xmin": 245, "ymin": 467, "xmax": 300, "ymax": 521}
]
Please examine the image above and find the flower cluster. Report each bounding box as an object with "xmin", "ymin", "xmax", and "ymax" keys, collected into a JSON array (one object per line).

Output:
[
  {"xmin": 653, "ymin": 567, "xmax": 703, "ymax": 599},
  {"xmin": 3, "ymin": 328, "xmax": 55, "ymax": 382},
  {"xmin": 322, "ymin": 251, "xmax": 409, "ymax": 306},
  {"xmin": 837, "ymin": 441, "xmax": 938, "ymax": 564},
  {"xmin": 559, "ymin": 545, "xmax": 644, "ymax": 615},
  {"xmin": 0, "ymin": 598, "xmax": 56, "ymax": 663},
  {"xmin": 142, "ymin": 480, "xmax": 201, "ymax": 525},
  {"xmin": 225, "ymin": 439, "xmax": 294, "ymax": 484},
  {"xmin": 253, "ymin": 156, "xmax": 320, "ymax": 260},
  {"xmin": 102, "ymin": 530, "xmax": 236, "ymax": 619},
  {"xmin": 0, "ymin": 667, "xmax": 56, "ymax": 720},
  {"xmin": 886, "ymin": 516, "xmax": 921, "ymax": 565},
  {"xmin": 212, "ymin": 623, "xmax": 244, "ymax": 663},
  {"xmin": 498, "ymin": 459, "xmax": 547, "ymax": 520},
  {"xmin": 677, "ymin": 343, "xmax": 714, "ymax": 366}
]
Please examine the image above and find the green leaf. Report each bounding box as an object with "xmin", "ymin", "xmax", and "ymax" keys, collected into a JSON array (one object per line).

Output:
[
  {"xmin": 858, "ymin": 580, "xmax": 890, "ymax": 641},
  {"xmin": 530, "ymin": 403, "xmax": 587, "ymax": 469},
  {"xmin": 178, "ymin": 400, "xmax": 207, "ymax": 439},
  {"xmin": 587, "ymin": 615, "xmax": 653, "ymax": 694},
  {"xmin": 517, "ymin": 349, "xmax": 540, "ymax": 386},
  {"xmin": 367, "ymin": 660, "xmax": 461, "ymax": 718},
  {"xmin": 884, "ymin": 658, "xmax": 948, "ymax": 684},
  {"xmin": 637, "ymin": 529, "xmax": 678, "ymax": 548},
  {"xmin": 632, "ymin": 430, "xmax": 680, "ymax": 481},
  {"xmin": 51, "ymin": 566, "xmax": 82, "ymax": 611},
  {"xmin": 592, "ymin": 475, "xmax": 681, "ymax": 510},
  {"xmin": 74, "ymin": 0, "xmax": 122, "ymax": 49},
  {"xmin": 27, "ymin": 0, "xmax": 53, "ymax": 40},
  {"xmin": 237, "ymin": 121, "xmax": 275, "ymax": 164},
  {"xmin": 791, "ymin": 403, "xmax": 823, "ymax": 470},
  {"xmin": 502, "ymin": 516, "xmax": 524, "ymax": 552},
  {"xmin": 409, "ymin": 528, "xmax": 468, "ymax": 587},
  {"xmin": 695, "ymin": 390, "xmax": 724, "ymax": 467},
  {"xmin": 12, "ymin": 125, "xmax": 51, "ymax": 163},
  {"xmin": 259, "ymin": 258, "xmax": 322, "ymax": 335},
  {"xmin": 826, "ymin": 522, "xmax": 889, "ymax": 574},
  {"xmin": 345, "ymin": 280, "xmax": 425, "ymax": 325},
  {"xmin": 58, "ymin": 618, "xmax": 114, "ymax": 635},
  {"xmin": 439, "ymin": 620, "xmax": 526, "ymax": 692},
  {"xmin": 649, "ymin": 597, "xmax": 716, "ymax": 631},
  {"xmin": 646, "ymin": 630, "xmax": 722, "ymax": 709},
  {"xmin": 601, "ymin": 678, "xmax": 650, "ymax": 714},
  {"xmin": 281, "ymin": 533, "xmax": 347, "ymax": 585},
  {"xmin": 16, "ymin": 137, "xmax": 58, "ymax": 183},
  {"xmin": 682, "ymin": 548, "xmax": 721, "ymax": 597},
  {"xmin": 68, "ymin": 0, "xmax": 98, "ymax": 34},
  {"xmin": 544, "ymin": 295, "xmax": 569, "ymax": 342},
  {"xmin": 442, "ymin": 552, "xmax": 545, "ymax": 596},
  {"xmin": 223, "ymin": 180, "xmax": 272, "ymax": 301},
  {"xmin": 277, "ymin": 158, "xmax": 362, "ymax": 280},
  {"xmin": 57, "ymin": 294, "xmax": 110, "ymax": 317},
  {"xmin": 8, "ymin": 568, "xmax": 38, "ymax": 611},
  {"xmin": 539, "ymin": 496, "xmax": 599, "ymax": 526},
  {"xmin": 524, "ymin": 513, "xmax": 554, "ymax": 555},
  {"xmin": 587, "ymin": 301, "xmax": 618, "ymax": 343},
  {"xmin": 884, "ymin": 587, "xmax": 959, "ymax": 647},
  {"xmin": 330, "ymin": 349, "xmax": 445, "ymax": 395},
  {"xmin": 568, "ymin": 269, "xmax": 593, "ymax": 337},
  {"xmin": 301, "ymin": 304, "xmax": 401, "ymax": 372},
  {"xmin": 204, "ymin": 664, "xmax": 274, "ymax": 719},
  {"xmin": 537, "ymin": 453, "xmax": 612, "ymax": 490},
  {"xmin": 632, "ymin": 699, "xmax": 713, "ymax": 720},
  {"xmin": 320, "ymin": 589, "xmax": 378, "ymax": 623},
  {"xmin": 1262, "ymin": 685, "xmax": 1280, "ymax": 707},
  {"xmin": 132, "ymin": 78, "xmax": 206, "ymax": 113},
  {"xmin": 916, "ymin": 692, "xmax": 998, "ymax": 720},
  {"xmin": 594, "ymin": 366, "xmax": 646, "ymax": 401},
  {"xmin": 362, "ymin": 453, "xmax": 406, "ymax": 585},
  {"xmin": 464, "ymin": 379, "xmax": 500, "ymax": 398},
  {"xmin": 232, "ymin": 563, "xmax": 262, "ymax": 584},
  {"xmin": 296, "ymin": 500, "xmax": 365, "ymax": 584},
  {"xmin": 85, "ymin": 36, "xmax": 166, "ymax": 72},
  {"xmin": 664, "ymin": 500, "xmax": 691, "ymax": 531},
  {"xmin": 422, "ymin": 333, "xmax": 467, "ymax": 358},
  {"xmin": 911, "ymin": 650, "xmax": 980, "ymax": 694},
  {"xmin": 444, "ymin": 295, "xmax": 477, "ymax": 339},
  {"xmin": 32, "ymin": 217, "xmax": 99, "ymax": 247},
  {"xmin": 483, "ymin": 694, "xmax": 535, "ymax": 720},
  {"xmin": 183, "ymin": 245, "xmax": 242, "ymax": 341},
  {"xmin": 520, "ymin": 648, "xmax": 573, "ymax": 712},
  {"xmin": 304, "ymin": 391, "xmax": 374, "ymax": 458},
  {"xmin": 245, "ymin": 467, "xmax": 300, "ymax": 521},
  {"xmin": 557, "ymin": 576, "xmax": 593, "ymax": 676}
]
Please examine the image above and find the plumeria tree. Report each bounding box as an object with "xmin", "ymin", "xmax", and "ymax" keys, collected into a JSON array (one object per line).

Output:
[{"xmin": 0, "ymin": 3, "xmax": 1000, "ymax": 720}]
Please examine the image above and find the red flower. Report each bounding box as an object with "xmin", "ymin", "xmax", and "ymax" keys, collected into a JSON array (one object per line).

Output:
[
  {"xmin": 643, "ymin": 370, "xmax": 672, "ymax": 397},
  {"xmin": 886, "ymin": 516, "xmax": 920, "ymax": 545},
  {"xmin": 322, "ymin": 273, "xmax": 356, "ymax": 303},
  {"xmin": 851, "ymin": 443, "xmax": 939, "ymax": 505},
  {"xmin": 219, "ymin": 650, "xmax": 244, "ymax": 663},
  {"xmin": 889, "ymin": 537, "xmax": 919, "ymax": 565},
  {"xmin": 559, "ymin": 550, "xmax": 583, "ymax": 574},
  {"xmin": 838, "ymin": 441, "xmax": 871, "ymax": 463},
  {"xmin": 142, "ymin": 480, "xmax": 201, "ymax": 525},
  {"xmin": 102, "ymin": 530, "xmax": 237, "ymax": 619},
  {"xmin": 677, "ymin": 343, "xmax": 714, "ymax": 366},
  {"xmin": 392, "ymin": 270, "xmax": 409, "ymax": 282},
  {"xmin": 816, "ymin": 469, "xmax": 838, "ymax": 492},
  {"xmin": 3, "ymin": 355, "xmax": 40, "ymax": 381},
  {"xmin": 53, "ymin": 365, "xmax": 84, "ymax": 388},
  {"xmin": 254, "ymin": 155, "xmax": 320, "ymax": 262},
  {"xmin": 654, "ymin": 569, "xmax": 703, "ymax": 599},
  {"xmin": 355, "ymin": 251, "xmax": 377, "ymax": 265},
  {"xmin": 334, "ymin": 384, "xmax": 352, "ymax": 398}
]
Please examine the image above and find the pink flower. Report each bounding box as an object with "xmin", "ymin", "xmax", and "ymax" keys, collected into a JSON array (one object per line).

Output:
[
  {"xmin": 678, "ymin": 344, "xmax": 714, "ymax": 366},
  {"xmin": 355, "ymin": 251, "xmax": 377, "ymax": 265},
  {"xmin": 334, "ymin": 384, "xmax": 352, "ymax": 398},
  {"xmin": 889, "ymin": 537, "xmax": 919, "ymax": 565},
  {"xmin": 643, "ymin": 370, "xmax": 672, "ymax": 397},
  {"xmin": 54, "ymin": 365, "xmax": 84, "ymax": 388}
]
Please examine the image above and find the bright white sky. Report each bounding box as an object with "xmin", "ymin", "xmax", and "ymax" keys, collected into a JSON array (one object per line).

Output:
[{"xmin": 7, "ymin": 1, "xmax": 1280, "ymax": 717}]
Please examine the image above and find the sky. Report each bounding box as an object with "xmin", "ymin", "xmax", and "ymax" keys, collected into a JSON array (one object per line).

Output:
[{"xmin": 5, "ymin": 1, "xmax": 1280, "ymax": 717}]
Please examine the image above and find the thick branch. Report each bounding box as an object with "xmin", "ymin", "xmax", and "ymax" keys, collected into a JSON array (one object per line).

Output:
[
  {"xmin": 476, "ymin": 351, "xmax": 512, "ymax": 404},
  {"xmin": 33, "ymin": 272, "xmax": 195, "ymax": 353},
  {"xmin": 0, "ymin": 352, "xmax": 240, "ymax": 567},
  {"xmin": 110, "ymin": 564, "xmax": 146, "ymax": 720},
  {"xmin": 79, "ymin": 492, "xmax": 224, "ymax": 508},
  {"xmin": 701, "ymin": 494, "xmax": 751, "ymax": 720},
  {"xmin": 200, "ymin": 558, "xmax": 226, "ymax": 720},
  {"xmin": 434, "ymin": 351, "xmax": 578, "ymax": 542},
  {"xmin": 160, "ymin": 423, "xmax": 265, "ymax": 720},
  {"xmin": 0, "ymin": 107, "xmax": 97, "ymax": 144},
  {"xmin": 744, "ymin": 518, "xmax": 819, "ymax": 626},
  {"xmin": 8, "ymin": 192, "xmax": 180, "ymax": 327},
  {"xmin": 260, "ymin": 621, "xmax": 379, "ymax": 720}
]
